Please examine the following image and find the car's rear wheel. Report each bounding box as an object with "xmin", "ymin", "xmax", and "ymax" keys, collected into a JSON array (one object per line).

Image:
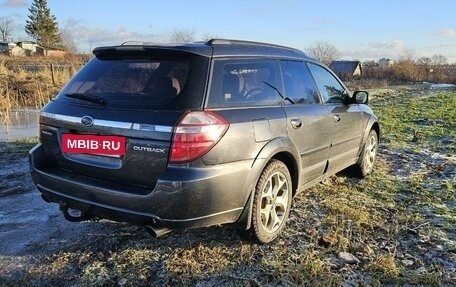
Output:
[
  {"xmin": 249, "ymin": 159, "xmax": 292, "ymax": 243},
  {"xmin": 349, "ymin": 129, "xmax": 378, "ymax": 177}
]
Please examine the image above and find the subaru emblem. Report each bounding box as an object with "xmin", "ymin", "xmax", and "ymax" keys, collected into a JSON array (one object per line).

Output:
[{"xmin": 81, "ymin": 115, "xmax": 94, "ymax": 127}]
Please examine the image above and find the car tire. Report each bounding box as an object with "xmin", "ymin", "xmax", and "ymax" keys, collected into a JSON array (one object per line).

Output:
[
  {"xmin": 248, "ymin": 159, "xmax": 292, "ymax": 243},
  {"xmin": 349, "ymin": 129, "xmax": 378, "ymax": 178}
]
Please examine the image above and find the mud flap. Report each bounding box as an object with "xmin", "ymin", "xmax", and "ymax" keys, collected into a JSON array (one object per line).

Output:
[{"xmin": 235, "ymin": 190, "xmax": 254, "ymax": 230}]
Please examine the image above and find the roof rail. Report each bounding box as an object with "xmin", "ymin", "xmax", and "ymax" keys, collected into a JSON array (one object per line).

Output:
[
  {"xmin": 122, "ymin": 41, "xmax": 192, "ymax": 47},
  {"xmin": 205, "ymin": 38, "xmax": 302, "ymax": 53}
]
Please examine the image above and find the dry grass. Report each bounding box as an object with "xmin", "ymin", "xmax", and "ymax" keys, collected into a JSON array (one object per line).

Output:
[
  {"xmin": 367, "ymin": 253, "xmax": 400, "ymax": 277},
  {"xmin": 0, "ymin": 87, "xmax": 454, "ymax": 286},
  {"xmin": 0, "ymin": 56, "xmax": 84, "ymax": 122}
]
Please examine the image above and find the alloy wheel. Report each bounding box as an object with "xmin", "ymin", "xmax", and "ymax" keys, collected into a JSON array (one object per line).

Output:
[
  {"xmin": 259, "ymin": 171, "xmax": 290, "ymax": 233},
  {"xmin": 363, "ymin": 132, "xmax": 378, "ymax": 173}
]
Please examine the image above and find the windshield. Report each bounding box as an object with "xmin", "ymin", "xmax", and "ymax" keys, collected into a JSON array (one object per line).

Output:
[{"xmin": 56, "ymin": 51, "xmax": 208, "ymax": 110}]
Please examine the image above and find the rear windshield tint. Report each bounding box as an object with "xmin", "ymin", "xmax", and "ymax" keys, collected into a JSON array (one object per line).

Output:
[{"xmin": 56, "ymin": 51, "xmax": 208, "ymax": 110}]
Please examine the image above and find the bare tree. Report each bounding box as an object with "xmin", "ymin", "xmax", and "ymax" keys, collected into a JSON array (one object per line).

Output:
[
  {"xmin": 399, "ymin": 48, "xmax": 416, "ymax": 62},
  {"xmin": 61, "ymin": 30, "xmax": 78, "ymax": 54},
  {"xmin": 304, "ymin": 41, "xmax": 341, "ymax": 65},
  {"xmin": 0, "ymin": 17, "xmax": 14, "ymax": 42},
  {"xmin": 415, "ymin": 57, "xmax": 432, "ymax": 80},
  {"xmin": 431, "ymin": 54, "xmax": 447, "ymax": 66},
  {"xmin": 417, "ymin": 57, "xmax": 432, "ymax": 66},
  {"xmin": 169, "ymin": 29, "xmax": 195, "ymax": 43}
]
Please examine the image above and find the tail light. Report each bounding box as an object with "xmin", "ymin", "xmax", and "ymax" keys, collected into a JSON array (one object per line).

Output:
[{"xmin": 169, "ymin": 111, "xmax": 229, "ymax": 163}]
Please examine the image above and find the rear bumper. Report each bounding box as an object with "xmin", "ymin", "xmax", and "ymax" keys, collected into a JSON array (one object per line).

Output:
[{"xmin": 30, "ymin": 144, "xmax": 256, "ymax": 229}]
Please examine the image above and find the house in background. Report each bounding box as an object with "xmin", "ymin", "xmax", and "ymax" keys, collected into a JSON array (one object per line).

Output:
[
  {"xmin": 329, "ymin": 61, "xmax": 363, "ymax": 79},
  {"xmin": 1, "ymin": 41, "xmax": 67, "ymax": 57},
  {"xmin": 8, "ymin": 43, "xmax": 26, "ymax": 56},
  {"xmin": 17, "ymin": 41, "xmax": 41, "ymax": 56},
  {"xmin": 0, "ymin": 42, "xmax": 9, "ymax": 54},
  {"xmin": 379, "ymin": 58, "xmax": 395, "ymax": 68}
]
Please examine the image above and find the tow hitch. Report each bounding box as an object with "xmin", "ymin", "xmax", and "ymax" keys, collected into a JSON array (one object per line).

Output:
[{"xmin": 59, "ymin": 201, "xmax": 94, "ymax": 222}]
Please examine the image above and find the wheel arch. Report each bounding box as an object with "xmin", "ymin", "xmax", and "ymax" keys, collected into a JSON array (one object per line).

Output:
[
  {"xmin": 236, "ymin": 137, "xmax": 301, "ymax": 230},
  {"xmin": 271, "ymin": 152, "xmax": 299, "ymax": 197},
  {"xmin": 370, "ymin": 121, "xmax": 380, "ymax": 140},
  {"xmin": 349, "ymin": 119, "xmax": 380, "ymax": 178},
  {"xmin": 358, "ymin": 117, "xmax": 380, "ymax": 158},
  {"xmin": 252, "ymin": 136, "xmax": 301, "ymax": 196}
]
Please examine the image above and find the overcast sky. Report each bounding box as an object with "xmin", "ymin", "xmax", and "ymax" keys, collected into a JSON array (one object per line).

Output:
[{"xmin": 1, "ymin": 0, "xmax": 455, "ymax": 63}]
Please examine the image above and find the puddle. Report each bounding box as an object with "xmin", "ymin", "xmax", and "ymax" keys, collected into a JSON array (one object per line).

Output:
[
  {"xmin": 0, "ymin": 109, "xmax": 40, "ymax": 140},
  {"xmin": 430, "ymin": 83, "xmax": 456, "ymax": 89},
  {"xmin": 423, "ymin": 82, "xmax": 456, "ymax": 89}
]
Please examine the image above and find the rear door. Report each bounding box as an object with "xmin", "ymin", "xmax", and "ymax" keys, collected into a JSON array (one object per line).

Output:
[
  {"xmin": 203, "ymin": 59, "xmax": 287, "ymax": 165},
  {"xmin": 279, "ymin": 61, "xmax": 331, "ymax": 185},
  {"xmin": 39, "ymin": 50, "xmax": 209, "ymax": 191},
  {"xmin": 307, "ymin": 63, "xmax": 364, "ymax": 173}
]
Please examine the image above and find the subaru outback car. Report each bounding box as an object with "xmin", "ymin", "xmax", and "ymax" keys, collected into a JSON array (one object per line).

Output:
[{"xmin": 29, "ymin": 39, "xmax": 379, "ymax": 243}]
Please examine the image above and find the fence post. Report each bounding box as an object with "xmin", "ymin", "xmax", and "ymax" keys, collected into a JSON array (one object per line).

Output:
[
  {"xmin": 5, "ymin": 80, "xmax": 10, "ymax": 133},
  {"xmin": 69, "ymin": 64, "xmax": 75, "ymax": 78},
  {"xmin": 50, "ymin": 63, "xmax": 56, "ymax": 86}
]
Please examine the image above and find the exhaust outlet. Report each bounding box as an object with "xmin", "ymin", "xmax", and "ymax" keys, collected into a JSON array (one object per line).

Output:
[{"xmin": 145, "ymin": 225, "xmax": 171, "ymax": 237}]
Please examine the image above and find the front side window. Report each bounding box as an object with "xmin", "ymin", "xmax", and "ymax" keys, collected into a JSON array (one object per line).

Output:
[
  {"xmin": 280, "ymin": 61, "xmax": 320, "ymax": 104},
  {"xmin": 207, "ymin": 60, "xmax": 282, "ymax": 108},
  {"xmin": 307, "ymin": 63, "xmax": 347, "ymax": 104}
]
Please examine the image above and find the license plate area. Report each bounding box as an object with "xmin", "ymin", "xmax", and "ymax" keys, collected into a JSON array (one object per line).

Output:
[{"xmin": 61, "ymin": 134, "xmax": 126, "ymax": 156}]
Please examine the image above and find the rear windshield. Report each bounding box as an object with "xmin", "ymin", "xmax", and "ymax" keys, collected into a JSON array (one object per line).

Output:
[{"xmin": 56, "ymin": 50, "xmax": 208, "ymax": 110}]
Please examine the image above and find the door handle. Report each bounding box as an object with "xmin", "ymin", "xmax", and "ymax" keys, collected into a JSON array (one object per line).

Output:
[
  {"xmin": 290, "ymin": 118, "xmax": 302, "ymax": 128},
  {"xmin": 333, "ymin": 115, "xmax": 341, "ymax": 122}
]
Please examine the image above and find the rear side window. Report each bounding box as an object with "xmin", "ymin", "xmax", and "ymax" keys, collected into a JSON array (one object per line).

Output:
[
  {"xmin": 307, "ymin": 63, "xmax": 347, "ymax": 104},
  {"xmin": 280, "ymin": 61, "xmax": 320, "ymax": 104},
  {"xmin": 57, "ymin": 51, "xmax": 208, "ymax": 110},
  {"xmin": 207, "ymin": 60, "xmax": 282, "ymax": 108}
]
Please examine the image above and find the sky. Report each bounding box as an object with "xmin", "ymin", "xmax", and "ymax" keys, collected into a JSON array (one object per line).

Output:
[{"xmin": 1, "ymin": 0, "xmax": 455, "ymax": 63}]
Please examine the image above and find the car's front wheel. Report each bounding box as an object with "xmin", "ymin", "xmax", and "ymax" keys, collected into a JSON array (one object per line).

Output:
[
  {"xmin": 350, "ymin": 129, "xmax": 378, "ymax": 177},
  {"xmin": 250, "ymin": 159, "xmax": 292, "ymax": 243}
]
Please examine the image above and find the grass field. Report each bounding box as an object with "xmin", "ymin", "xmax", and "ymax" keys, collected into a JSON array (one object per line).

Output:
[{"xmin": 0, "ymin": 86, "xmax": 454, "ymax": 286}]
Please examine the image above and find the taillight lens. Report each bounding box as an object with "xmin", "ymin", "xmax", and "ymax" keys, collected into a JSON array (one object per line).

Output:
[{"xmin": 169, "ymin": 111, "xmax": 229, "ymax": 163}]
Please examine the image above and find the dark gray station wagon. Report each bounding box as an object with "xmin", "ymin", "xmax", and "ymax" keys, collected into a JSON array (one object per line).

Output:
[{"xmin": 30, "ymin": 39, "xmax": 379, "ymax": 243}]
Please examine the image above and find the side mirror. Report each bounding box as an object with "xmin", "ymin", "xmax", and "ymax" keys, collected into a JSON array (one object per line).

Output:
[{"xmin": 352, "ymin": 91, "xmax": 369, "ymax": 105}]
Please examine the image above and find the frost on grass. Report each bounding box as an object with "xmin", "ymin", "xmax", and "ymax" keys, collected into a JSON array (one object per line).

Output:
[{"xmin": 0, "ymin": 88, "xmax": 455, "ymax": 287}]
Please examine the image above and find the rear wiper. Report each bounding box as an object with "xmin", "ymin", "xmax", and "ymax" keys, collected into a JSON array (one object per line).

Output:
[
  {"xmin": 262, "ymin": 81, "xmax": 295, "ymax": 104},
  {"xmin": 65, "ymin": 93, "xmax": 106, "ymax": 105}
]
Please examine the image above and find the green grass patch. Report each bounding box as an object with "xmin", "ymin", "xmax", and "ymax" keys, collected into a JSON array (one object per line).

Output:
[{"xmin": 372, "ymin": 89, "xmax": 456, "ymax": 153}]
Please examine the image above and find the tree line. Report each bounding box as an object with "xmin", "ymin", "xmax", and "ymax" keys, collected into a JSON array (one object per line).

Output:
[
  {"xmin": 1, "ymin": 0, "xmax": 454, "ymax": 84},
  {"xmin": 305, "ymin": 41, "xmax": 454, "ymax": 84},
  {"xmin": 0, "ymin": 0, "xmax": 216, "ymax": 52},
  {"xmin": 1, "ymin": 0, "xmax": 66, "ymax": 50}
]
